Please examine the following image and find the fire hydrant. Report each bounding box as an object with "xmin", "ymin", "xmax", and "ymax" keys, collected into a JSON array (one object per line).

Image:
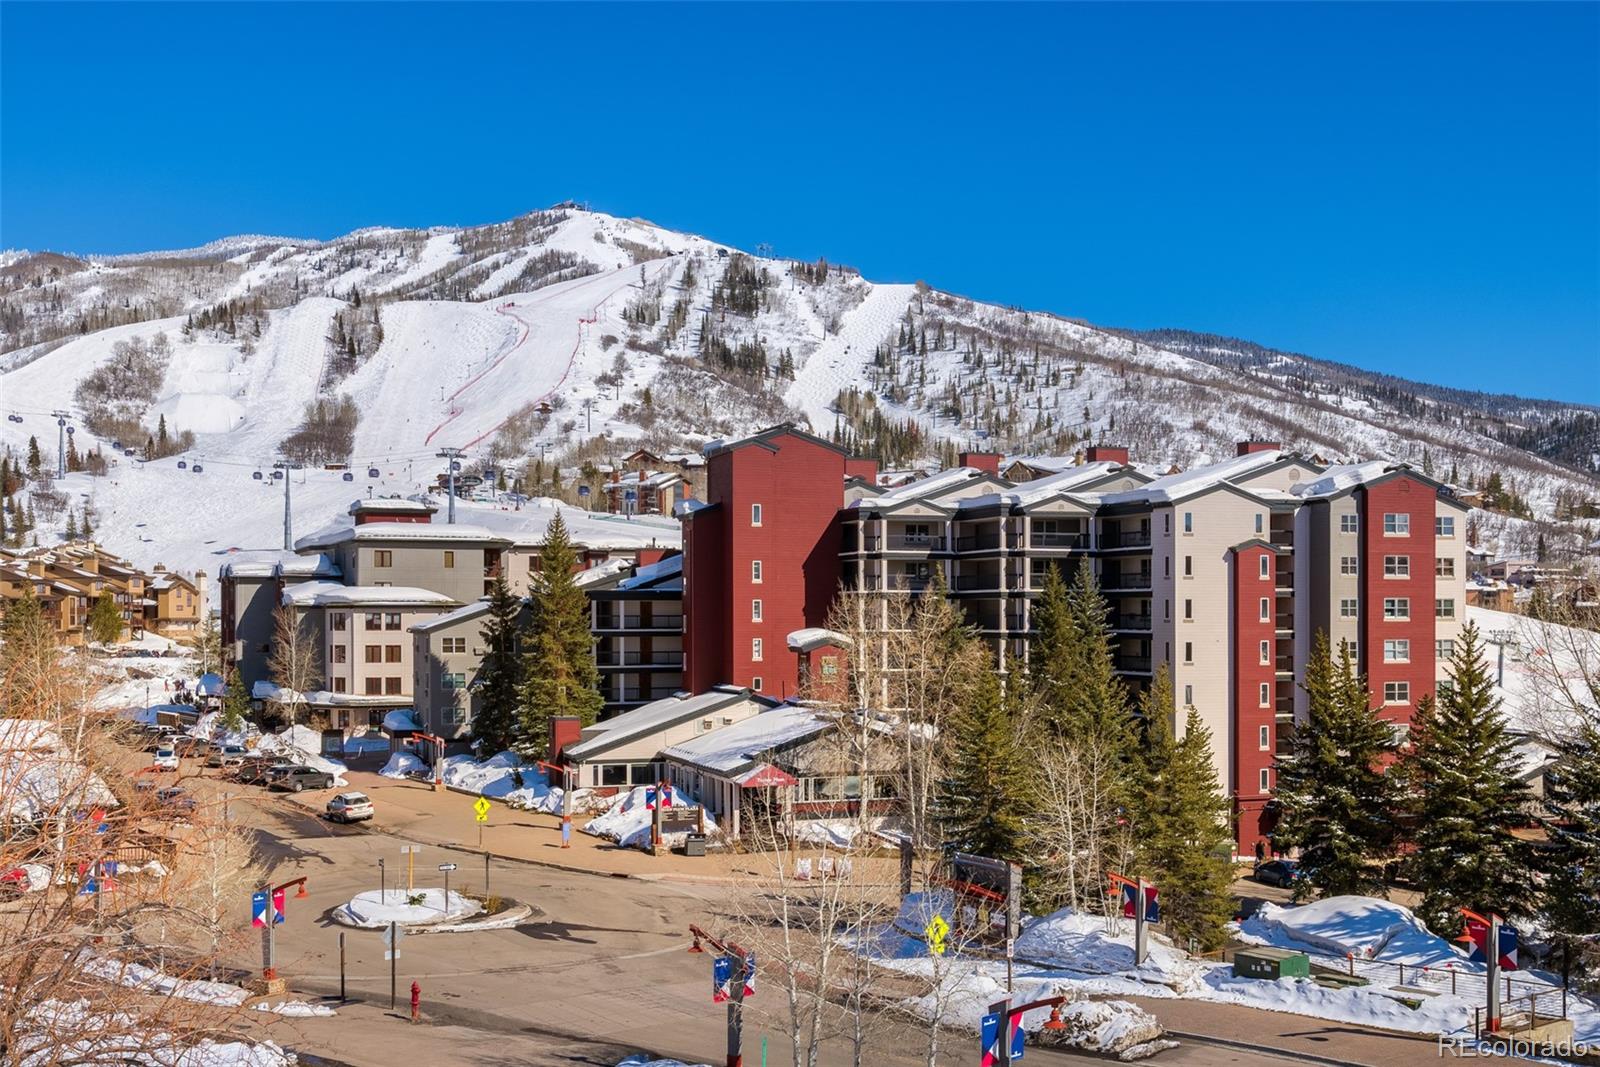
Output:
[{"xmin": 410, "ymin": 981, "xmax": 420, "ymax": 1023}]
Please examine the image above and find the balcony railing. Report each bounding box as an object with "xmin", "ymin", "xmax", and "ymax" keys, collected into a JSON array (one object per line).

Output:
[
  {"xmin": 595, "ymin": 613, "xmax": 684, "ymax": 631},
  {"xmin": 1102, "ymin": 572, "xmax": 1153, "ymax": 590},
  {"xmin": 954, "ymin": 532, "xmax": 1003, "ymax": 552},
  {"xmin": 596, "ymin": 650, "xmax": 685, "ymax": 668},
  {"xmin": 954, "ymin": 574, "xmax": 1001, "ymax": 592},
  {"xmin": 884, "ymin": 574, "xmax": 932, "ymax": 591},
  {"xmin": 1269, "ymin": 530, "xmax": 1295, "ymax": 547},
  {"xmin": 875, "ymin": 534, "xmax": 946, "ymax": 551},
  {"xmin": 1115, "ymin": 656, "xmax": 1153, "ymax": 673},
  {"xmin": 614, "ymin": 687, "xmax": 685, "ymax": 703},
  {"xmin": 1113, "ymin": 614, "xmax": 1154, "ymax": 631},
  {"xmin": 1030, "ymin": 531, "xmax": 1088, "ymax": 549},
  {"xmin": 1101, "ymin": 530, "xmax": 1152, "ymax": 549}
]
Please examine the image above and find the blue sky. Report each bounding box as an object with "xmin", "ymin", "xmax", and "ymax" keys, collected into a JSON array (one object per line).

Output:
[{"xmin": 3, "ymin": 3, "xmax": 1596, "ymax": 402}]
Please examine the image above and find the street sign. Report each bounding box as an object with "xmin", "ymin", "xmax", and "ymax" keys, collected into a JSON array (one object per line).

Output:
[
  {"xmin": 473, "ymin": 797, "xmax": 491, "ymax": 822},
  {"xmin": 438, "ymin": 863, "xmax": 458, "ymax": 872},
  {"xmin": 400, "ymin": 845, "xmax": 421, "ymax": 855},
  {"xmin": 384, "ymin": 950, "xmax": 401, "ymax": 961},
  {"xmin": 382, "ymin": 924, "xmax": 405, "ymax": 948},
  {"xmin": 926, "ymin": 915, "xmax": 950, "ymax": 956}
]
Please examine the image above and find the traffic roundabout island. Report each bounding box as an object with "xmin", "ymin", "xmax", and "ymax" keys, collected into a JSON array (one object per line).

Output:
[{"xmin": 331, "ymin": 887, "xmax": 535, "ymax": 931}]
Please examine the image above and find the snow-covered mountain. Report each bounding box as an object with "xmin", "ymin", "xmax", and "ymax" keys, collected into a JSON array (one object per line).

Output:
[{"xmin": 2, "ymin": 204, "xmax": 1596, "ymax": 580}]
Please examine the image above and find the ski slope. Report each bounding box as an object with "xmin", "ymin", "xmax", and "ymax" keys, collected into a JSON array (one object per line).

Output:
[{"xmin": 785, "ymin": 282, "xmax": 916, "ymax": 426}]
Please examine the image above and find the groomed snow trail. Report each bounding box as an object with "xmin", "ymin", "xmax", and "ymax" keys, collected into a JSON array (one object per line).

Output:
[{"xmin": 785, "ymin": 283, "xmax": 915, "ymax": 428}]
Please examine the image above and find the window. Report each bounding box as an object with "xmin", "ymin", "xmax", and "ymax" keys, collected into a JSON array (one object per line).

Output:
[
  {"xmin": 1259, "ymin": 640, "xmax": 1271, "ymax": 665},
  {"xmin": 1259, "ymin": 725, "xmax": 1271, "ymax": 751},
  {"xmin": 751, "ymin": 503, "xmax": 763, "ymax": 527},
  {"xmin": 1384, "ymin": 555, "xmax": 1410, "ymax": 578},
  {"xmin": 1259, "ymin": 682, "xmax": 1271, "ymax": 707},
  {"xmin": 1184, "ymin": 556, "xmax": 1192, "ymax": 577},
  {"xmin": 1259, "ymin": 768, "xmax": 1271, "ymax": 792},
  {"xmin": 1183, "ymin": 512, "xmax": 1193, "ymax": 534},
  {"xmin": 385, "ymin": 677, "xmax": 403, "ymax": 695},
  {"xmin": 1163, "ymin": 599, "xmax": 1171, "ymax": 622},
  {"xmin": 1383, "ymin": 513, "xmax": 1410, "ymax": 536},
  {"xmin": 1183, "ymin": 684, "xmax": 1193, "ymax": 706},
  {"xmin": 1183, "ymin": 641, "xmax": 1193, "ymax": 664},
  {"xmin": 385, "ymin": 644, "xmax": 402, "ymax": 663},
  {"xmin": 1348, "ymin": 641, "xmax": 1359, "ymax": 660},
  {"xmin": 1436, "ymin": 516, "xmax": 1455, "ymax": 537},
  {"xmin": 442, "ymin": 671, "xmax": 466, "ymax": 689},
  {"xmin": 1259, "ymin": 597, "xmax": 1270, "ymax": 622},
  {"xmin": 385, "ymin": 612, "xmax": 402, "ymax": 631},
  {"xmin": 751, "ymin": 676, "xmax": 763, "ymax": 692},
  {"xmin": 443, "ymin": 550, "xmax": 455, "ymax": 569},
  {"xmin": 751, "ymin": 560, "xmax": 763, "ymax": 583},
  {"xmin": 1340, "ymin": 556, "xmax": 1359, "ymax": 576},
  {"xmin": 1436, "ymin": 598, "xmax": 1456, "ymax": 619},
  {"xmin": 441, "ymin": 636, "xmax": 466, "ymax": 654},
  {"xmin": 364, "ymin": 645, "xmax": 382, "ymax": 663},
  {"xmin": 330, "ymin": 613, "xmax": 347, "ymax": 631},
  {"xmin": 751, "ymin": 638, "xmax": 763, "ymax": 662},
  {"xmin": 1340, "ymin": 597, "xmax": 1359, "ymax": 618},
  {"xmin": 1340, "ymin": 514, "xmax": 1359, "ymax": 534},
  {"xmin": 444, "ymin": 701, "xmax": 466, "ymax": 726},
  {"xmin": 1437, "ymin": 679, "xmax": 1456, "ymax": 698},
  {"xmin": 1184, "ymin": 599, "xmax": 1193, "ymax": 620},
  {"xmin": 1436, "ymin": 557, "xmax": 1455, "ymax": 578},
  {"xmin": 1164, "ymin": 513, "xmax": 1170, "ymax": 534},
  {"xmin": 820, "ymin": 655, "xmax": 838, "ymax": 677},
  {"xmin": 332, "ymin": 677, "xmax": 347, "ymax": 693},
  {"xmin": 1255, "ymin": 513, "xmax": 1264, "ymax": 535},
  {"xmin": 1383, "ymin": 681, "xmax": 1410, "ymax": 705},
  {"xmin": 365, "ymin": 612, "xmax": 383, "ymax": 630},
  {"xmin": 374, "ymin": 550, "xmax": 393, "ymax": 567},
  {"xmin": 1383, "ymin": 597, "xmax": 1410, "ymax": 619},
  {"xmin": 1163, "ymin": 557, "xmax": 1171, "ymax": 578},
  {"xmin": 364, "ymin": 677, "xmax": 382, "ymax": 695},
  {"xmin": 751, "ymin": 599, "xmax": 763, "ymax": 622},
  {"xmin": 1259, "ymin": 555, "xmax": 1270, "ymax": 580},
  {"xmin": 1383, "ymin": 639, "xmax": 1410, "ymax": 663},
  {"xmin": 1436, "ymin": 639, "xmax": 1455, "ymax": 659},
  {"xmin": 331, "ymin": 645, "xmax": 347, "ymax": 664}
]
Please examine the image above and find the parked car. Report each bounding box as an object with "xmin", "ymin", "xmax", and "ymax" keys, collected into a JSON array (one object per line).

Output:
[
  {"xmin": 269, "ymin": 766, "xmax": 336, "ymax": 793},
  {"xmin": 152, "ymin": 745, "xmax": 179, "ymax": 771},
  {"xmin": 206, "ymin": 745, "xmax": 248, "ymax": 768},
  {"xmin": 142, "ymin": 730, "xmax": 180, "ymax": 752},
  {"xmin": 325, "ymin": 792, "xmax": 374, "ymax": 823},
  {"xmin": 155, "ymin": 788, "xmax": 196, "ymax": 814},
  {"xmin": 1253, "ymin": 859, "xmax": 1301, "ymax": 888},
  {"xmin": 0, "ymin": 866, "xmax": 32, "ymax": 897},
  {"xmin": 231, "ymin": 757, "xmax": 279, "ymax": 785}
]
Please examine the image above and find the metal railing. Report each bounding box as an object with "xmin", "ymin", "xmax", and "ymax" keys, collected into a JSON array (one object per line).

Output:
[
  {"xmin": 954, "ymin": 574, "xmax": 1001, "ymax": 592},
  {"xmin": 884, "ymin": 574, "xmax": 932, "ymax": 591},
  {"xmin": 1030, "ymin": 531, "xmax": 1088, "ymax": 549},
  {"xmin": 1113, "ymin": 614, "xmax": 1154, "ymax": 631},
  {"xmin": 1100, "ymin": 530, "xmax": 1152, "ymax": 549},
  {"xmin": 1102, "ymin": 572, "xmax": 1153, "ymax": 590},
  {"xmin": 595, "ymin": 613, "xmax": 683, "ymax": 630},
  {"xmin": 954, "ymin": 532, "xmax": 1003, "ymax": 552},
  {"xmin": 1115, "ymin": 656, "xmax": 1152, "ymax": 672},
  {"xmin": 596, "ymin": 650, "xmax": 684, "ymax": 668}
]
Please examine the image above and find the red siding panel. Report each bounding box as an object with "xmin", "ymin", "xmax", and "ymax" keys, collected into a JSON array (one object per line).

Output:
[
  {"xmin": 1359, "ymin": 477, "xmax": 1437, "ymax": 725},
  {"xmin": 1232, "ymin": 545, "xmax": 1277, "ymax": 856}
]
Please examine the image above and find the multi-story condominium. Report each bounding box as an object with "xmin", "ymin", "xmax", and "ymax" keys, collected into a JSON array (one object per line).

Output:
[
  {"xmin": 0, "ymin": 542, "xmax": 179, "ymax": 643},
  {"xmin": 587, "ymin": 553, "xmax": 685, "ymax": 715}
]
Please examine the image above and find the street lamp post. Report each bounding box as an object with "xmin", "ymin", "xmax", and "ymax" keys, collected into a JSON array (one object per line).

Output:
[{"xmin": 378, "ymin": 858, "xmax": 387, "ymax": 904}]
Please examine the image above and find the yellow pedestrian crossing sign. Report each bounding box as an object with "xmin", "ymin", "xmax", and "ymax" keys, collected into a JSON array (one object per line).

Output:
[
  {"xmin": 926, "ymin": 915, "xmax": 950, "ymax": 956},
  {"xmin": 473, "ymin": 797, "xmax": 490, "ymax": 822}
]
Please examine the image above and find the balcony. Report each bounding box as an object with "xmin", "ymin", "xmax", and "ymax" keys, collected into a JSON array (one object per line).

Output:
[
  {"xmin": 884, "ymin": 574, "xmax": 932, "ymax": 592},
  {"xmin": 953, "ymin": 531, "xmax": 1003, "ymax": 552},
  {"xmin": 612, "ymin": 687, "xmax": 686, "ymax": 704},
  {"xmin": 977, "ymin": 614, "xmax": 1027, "ymax": 632},
  {"xmin": 1274, "ymin": 614, "xmax": 1294, "ymax": 632},
  {"xmin": 1030, "ymin": 531, "xmax": 1088, "ymax": 550},
  {"xmin": 954, "ymin": 574, "xmax": 1002, "ymax": 592},
  {"xmin": 1102, "ymin": 572, "xmax": 1153, "ymax": 591},
  {"xmin": 1269, "ymin": 530, "xmax": 1295, "ymax": 549},
  {"xmin": 1114, "ymin": 656, "xmax": 1153, "ymax": 673},
  {"xmin": 1113, "ymin": 614, "xmax": 1153, "ymax": 631},
  {"xmin": 594, "ymin": 613, "xmax": 684, "ymax": 632},
  {"xmin": 596, "ymin": 650, "xmax": 685, "ymax": 669},
  {"xmin": 1100, "ymin": 530, "xmax": 1152, "ymax": 549},
  {"xmin": 864, "ymin": 533, "xmax": 947, "ymax": 552}
]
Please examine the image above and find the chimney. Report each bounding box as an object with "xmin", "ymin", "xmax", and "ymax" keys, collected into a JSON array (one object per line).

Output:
[
  {"xmin": 1085, "ymin": 445, "xmax": 1129, "ymax": 464},
  {"xmin": 1236, "ymin": 440, "xmax": 1281, "ymax": 456},
  {"xmin": 959, "ymin": 451, "xmax": 1001, "ymax": 475},
  {"xmin": 844, "ymin": 457, "xmax": 879, "ymax": 484}
]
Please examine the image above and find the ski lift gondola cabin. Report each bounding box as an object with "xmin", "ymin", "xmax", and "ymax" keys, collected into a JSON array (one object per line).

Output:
[
  {"xmin": 342, "ymin": 471, "xmax": 354, "ymax": 482},
  {"xmin": 192, "ymin": 464, "xmax": 203, "ymax": 473},
  {"xmin": 252, "ymin": 471, "xmax": 263, "ymax": 480},
  {"xmin": 367, "ymin": 467, "xmax": 380, "ymax": 478},
  {"xmin": 176, "ymin": 461, "xmax": 187, "ymax": 470}
]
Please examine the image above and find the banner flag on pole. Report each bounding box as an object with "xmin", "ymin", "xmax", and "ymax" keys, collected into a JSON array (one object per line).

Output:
[
  {"xmin": 271, "ymin": 888, "xmax": 286, "ymax": 925},
  {"xmin": 645, "ymin": 786, "xmax": 657, "ymax": 811},
  {"xmin": 1117, "ymin": 881, "xmax": 1160, "ymax": 922},
  {"xmin": 742, "ymin": 952, "xmax": 756, "ymax": 998},
  {"xmin": 251, "ymin": 890, "xmax": 269, "ymax": 928},
  {"xmin": 712, "ymin": 955, "xmax": 733, "ymax": 1002},
  {"xmin": 1460, "ymin": 915, "xmax": 1518, "ymax": 970}
]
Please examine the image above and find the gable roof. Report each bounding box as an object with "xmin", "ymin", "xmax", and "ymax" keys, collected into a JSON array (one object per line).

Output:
[
  {"xmin": 563, "ymin": 685, "xmax": 771, "ymax": 762},
  {"xmin": 703, "ymin": 423, "xmax": 848, "ymax": 460},
  {"xmin": 661, "ymin": 704, "xmax": 834, "ymax": 776}
]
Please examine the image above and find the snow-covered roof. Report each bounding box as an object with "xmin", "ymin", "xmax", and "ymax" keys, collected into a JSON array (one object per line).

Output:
[
  {"xmin": 0, "ymin": 719, "xmax": 65, "ymax": 753},
  {"xmin": 281, "ymin": 581, "xmax": 457, "ymax": 609},
  {"xmin": 661, "ymin": 705, "xmax": 834, "ymax": 776},
  {"xmin": 409, "ymin": 598, "xmax": 493, "ymax": 632},
  {"xmin": 1294, "ymin": 460, "xmax": 1397, "ymax": 499},
  {"xmin": 852, "ymin": 466, "xmax": 990, "ymax": 508},
  {"xmin": 294, "ymin": 521, "xmax": 509, "ymax": 551},
  {"xmin": 564, "ymin": 685, "xmax": 764, "ymax": 762},
  {"xmin": 383, "ymin": 709, "xmax": 421, "ymax": 733},
  {"xmin": 194, "ymin": 672, "xmax": 225, "ymax": 697},
  {"xmin": 220, "ymin": 550, "xmax": 340, "ymax": 580},
  {"xmin": 617, "ymin": 554, "xmax": 683, "ymax": 589},
  {"xmin": 572, "ymin": 558, "xmax": 633, "ymax": 589},
  {"xmin": 961, "ymin": 461, "xmax": 1128, "ymax": 510},
  {"xmin": 674, "ymin": 498, "xmax": 715, "ymax": 519},
  {"xmin": 443, "ymin": 497, "xmax": 681, "ymax": 551},
  {"xmin": 348, "ymin": 498, "xmax": 436, "ymax": 516},
  {"xmin": 1099, "ymin": 449, "xmax": 1287, "ymax": 506},
  {"xmin": 787, "ymin": 627, "xmax": 851, "ymax": 653}
]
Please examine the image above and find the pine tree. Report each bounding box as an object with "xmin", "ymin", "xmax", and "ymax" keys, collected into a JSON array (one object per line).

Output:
[
  {"xmin": 157, "ymin": 415, "xmax": 170, "ymax": 455},
  {"xmin": 473, "ymin": 575, "xmax": 525, "ymax": 755},
  {"xmin": 26, "ymin": 436, "xmax": 41, "ymax": 479},
  {"xmin": 1138, "ymin": 667, "xmax": 1237, "ymax": 951},
  {"xmin": 1055, "ymin": 561, "xmax": 1136, "ymax": 757},
  {"xmin": 1541, "ymin": 720, "xmax": 1600, "ymax": 989},
  {"xmin": 0, "ymin": 587, "xmax": 55, "ymax": 711},
  {"xmin": 516, "ymin": 513, "xmax": 602, "ymax": 757},
  {"xmin": 1272, "ymin": 633, "xmax": 1400, "ymax": 898},
  {"xmin": 221, "ymin": 667, "xmax": 252, "ymax": 733},
  {"xmin": 939, "ymin": 657, "xmax": 1032, "ymax": 861},
  {"xmin": 64, "ymin": 508, "xmax": 77, "ymax": 540},
  {"xmin": 87, "ymin": 594, "xmax": 124, "ymax": 646},
  {"xmin": 1399, "ymin": 623, "xmax": 1536, "ymax": 930},
  {"xmin": 1027, "ymin": 563, "xmax": 1077, "ymax": 722}
]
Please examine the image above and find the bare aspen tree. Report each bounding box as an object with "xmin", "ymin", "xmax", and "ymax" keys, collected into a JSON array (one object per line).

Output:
[{"xmin": 266, "ymin": 599, "xmax": 320, "ymax": 728}]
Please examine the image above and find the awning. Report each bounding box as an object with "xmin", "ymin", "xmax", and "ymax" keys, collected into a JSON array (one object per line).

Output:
[{"xmin": 735, "ymin": 763, "xmax": 799, "ymax": 789}]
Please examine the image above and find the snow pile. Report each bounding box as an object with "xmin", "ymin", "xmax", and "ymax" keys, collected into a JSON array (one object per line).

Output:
[
  {"xmin": 617, "ymin": 1058, "xmax": 711, "ymax": 1067},
  {"xmin": 582, "ymin": 784, "xmax": 715, "ymax": 849},
  {"xmin": 1032, "ymin": 999, "xmax": 1172, "ymax": 1059},
  {"xmin": 788, "ymin": 816, "xmax": 900, "ymax": 849},
  {"xmin": 333, "ymin": 887, "xmax": 483, "ymax": 927},
  {"xmin": 437, "ymin": 749, "xmax": 576, "ymax": 813},
  {"xmin": 252, "ymin": 725, "xmax": 348, "ymax": 778},
  {"xmin": 380, "ymin": 751, "xmax": 427, "ymax": 779},
  {"xmin": 14, "ymin": 863, "xmax": 52, "ymax": 892},
  {"xmin": 341, "ymin": 733, "xmax": 390, "ymax": 755},
  {"xmin": 79, "ymin": 956, "xmax": 250, "ymax": 1006},
  {"xmin": 1196, "ymin": 967, "xmax": 1476, "ymax": 1035},
  {"xmin": 1241, "ymin": 896, "xmax": 1462, "ymax": 966},
  {"xmin": 14, "ymin": 998, "xmax": 294, "ymax": 1067},
  {"xmin": 253, "ymin": 1000, "xmax": 336, "ymax": 1017},
  {"xmin": 1015, "ymin": 908, "xmax": 1200, "ymax": 987}
]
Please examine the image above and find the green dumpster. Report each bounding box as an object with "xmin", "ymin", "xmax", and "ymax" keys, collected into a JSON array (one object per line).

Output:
[{"xmin": 1232, "ymin": 947, "xmax": 1312, "ymax": 980}]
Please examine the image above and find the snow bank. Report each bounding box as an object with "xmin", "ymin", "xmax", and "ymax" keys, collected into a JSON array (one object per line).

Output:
[
  {"xmin": 381, "ymin": 751, "xmax": 427, "ymax": 779},
  {"xmin": 617, "ymin": 1058, "xmax": 711, "ymax": 1067},
  {"xmin": 251, "ymin": 725, "xmax": 348, "ymax": 778},
  {"xmin": 253, "ymin": 1000, "xmax": 336, "ymax": 1017},
  {"xmin": 334, "ymin": 887, "xmax": 482, "ymax": 927},
  {"xmin": 15, "ymin": 998, "xmax": 295, "ymax": 1067},
  {"xmin": 1243, "ymin": 896, "xmax": 1463, "ymax": 966},
  {"xmin": 437, "ymin": 749, "xmax": 578, "ymax": 814},
  {"xmin": 1015, "ymin": 908, "xmax": 1199, "ymax": 986},
  {"xmin": 1033, "ymin": 1000, "xmax": 1169, "ymax": 1058},
  {"xmin": 582, "ymin": 784, "xmax": 715, "ymax": 849},
  {"xmin": 80, "ymin": 956, "xmax": 249, "ymax": 1006}
]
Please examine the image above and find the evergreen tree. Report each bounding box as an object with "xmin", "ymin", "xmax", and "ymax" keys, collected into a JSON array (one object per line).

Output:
[
  {"xmin": 1541, "ymin": 720, "xmax": 1600, "ymax": 990},
  {"xmin": 1027, "ymin": 563, "xmax": 1077, "ymax": 721},
  {"xmin": 516, "ymin": 513, "xmax": 602, "ymax": 757},
  {"xmin": 1138, "ymin": 667, "xmax": 1237, "ymax": 951},
  {"xmin": 221, "ymin": 667, "xmax": 252, "ymax": 733},
  {"xmin": 939, "ymin": 657, "xmax": 1032, "ymax": 861},
  {"xmin": 1034, "ymin": 561, "xmax": 1136, "ymax": 758},
  {"xmin": 157, "ymin": 415, "xmax": 170, "ymax": 454},
  {"xmin": 87, "ymin": 594, "xmax": 124, "ymax": 646},
  {"xmin": 0, "ymin": 588, "xmax": 55, "ymax": 711},
  {"xmin": 64, "ymin": 508, "xmax": 77, "ymax": 540},
  {"xmin": 26, "ymin": 436, "xmax": 41, "ymax": 478},
  {"xmin": 1399, "ymin": 623, "xmax": 1536, "ymax": 930},
  {"xmin": 1272, "ymin": 633, "xmax": 1400, "ymax": 898},
  {"xmin": 473, "ymin": 575, "xmax": 525, "ymax": 754}
]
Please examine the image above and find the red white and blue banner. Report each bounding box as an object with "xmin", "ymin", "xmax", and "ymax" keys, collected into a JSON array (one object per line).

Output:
[{"xmin": 1459, "ymin": 914, "xmax": 1518, "ymax": 970}]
